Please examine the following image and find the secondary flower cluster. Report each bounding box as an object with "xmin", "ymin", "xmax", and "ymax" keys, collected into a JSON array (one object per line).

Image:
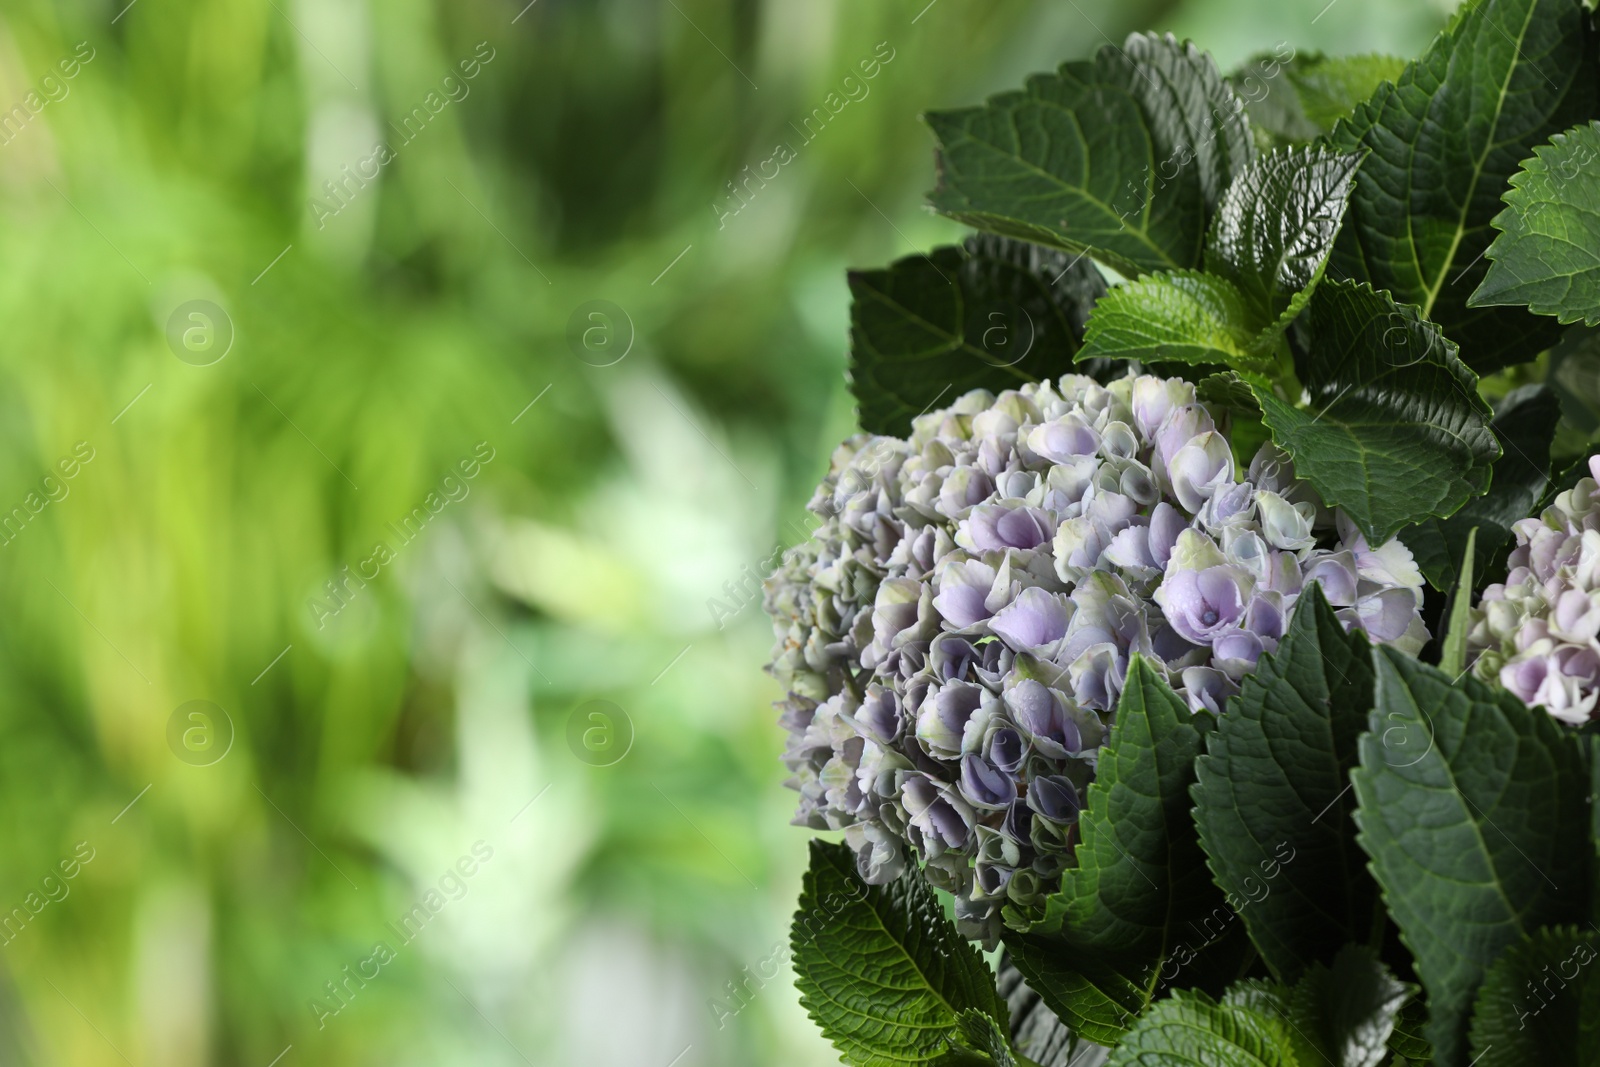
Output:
[
  {"xmin": 1469, "ymin": 456, "xmax": 1600, "ymax": 724},
  {"xmin": 763, "ymin": 374, "xmax": 1428, "ymax": 941}
]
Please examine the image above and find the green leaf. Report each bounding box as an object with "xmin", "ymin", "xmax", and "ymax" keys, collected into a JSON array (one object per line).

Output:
[
  {"xmin": 1547, "ymin": 324, "xmax": 1600, "ymax": 433},
  {"xmin": 1387, "ymin": 996, "xmax": 1432, "ymax": 1063},
  {"xmin": 1103, "ymin": 990, "xmax": 1300, "ymax": 1066},
  {"xmin": 1438, "ymin": 526, "xmax": 1479, "ymax": 679},
  {"xmin": 1045, "ymin": 657, "xmax": 1221, "ymax": 953},
  {"xmin": 1351, "ymin": 649, "xmax": 1592, "ymax": 1066},
  {"xmin": 1075, "ymin": 270, "xmax": 1263, "ymax": 371},
  {"xmin": 954, "ymin": 1009, "xmax": 1024, "ymax": 1067},
  {"xmin": 847, "ymin": 235, "xmax": 1107, "ymax": 435},
  {"xmin": 926, "ymin": 33, "xmax": 1251, "ymax": 276},
  {"xmin": 1253, "ymin": 280, "xmax": 1498, "ymax": 543},
  {"xmin": 1468, "ymin": 928, "xmax": 1600, "ymax": 1066},
  {"xmin": 1006, "ymin": 658, "xmax": 1242, "ymax": 1047},
  {"xmin": 1192, "ymin": 584, "xmax": 1379, "ymax": 982},
  {"xmin": 1196, "ymin": 371, "xmax": 1261, "ymax": 415},
  {"xmin": 1405, "ymin": 384, "xmax": 1561, "ymax": 589},
  {"xmin": 793, "ymin": 839, "xmax": 1009, "ymax": 1067},
  {"xmin": 1205, "ymin": 146, "xmax": 1363, "ymax": 332},
  {"xmin": 1472, "ymin": 122, "xmax": 1600, "ymax": 326},
  {"xmin": 1004, "ymin": 935, "xmax": 1149, "ymax": 1048},
  {"xmin": 996, "ymin": 956, "xmax": 1113, "ymax": 1067},
  {"xmin": 1232, "ymin": 51, "xmax": 1406, "ymax": 143},
  {"xmin": 1329, "ymin": 0, "xmax": 1595, "ymax": 372},
  {"xmin": 1288, "ymin": 945, "xmax": 1411, "ymax": 1067},
  {"xmin": 1287, "ymin": 54, "xmax": 1409, "ymax": 133}
]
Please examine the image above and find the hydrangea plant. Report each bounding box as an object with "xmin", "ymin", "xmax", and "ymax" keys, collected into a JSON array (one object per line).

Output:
[
  {"xmin": 760, "ymin": 1, "xmax": 1600, "ymax": 1065},
  {"xmin": 765, "ymin": 372, "xmax": 1427, "ymax": 941}
]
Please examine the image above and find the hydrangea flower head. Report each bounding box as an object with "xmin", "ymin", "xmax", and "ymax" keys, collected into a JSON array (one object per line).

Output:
[
  {"xmin": 763, "ymin": 373, "xmax": 1428, "ymax": 941},
  {"xmin": 1469, "ymin": 456, "xmax": 1600, "ymax": 724}
]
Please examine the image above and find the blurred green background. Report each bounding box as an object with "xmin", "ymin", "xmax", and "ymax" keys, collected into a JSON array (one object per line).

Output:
[{"xmin": 0, "ymin": 0, "xmax": 1455, "ymax": 1063}]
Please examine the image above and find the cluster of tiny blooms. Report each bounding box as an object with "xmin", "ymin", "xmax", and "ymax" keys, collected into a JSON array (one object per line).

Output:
[
  {"xmin": 762, "ymin": 374, "xmax": 1429, "ymax": 943},
  {"xmin": 1469, "ymin": 456, "xmax": 1600, "ymax": 724}
]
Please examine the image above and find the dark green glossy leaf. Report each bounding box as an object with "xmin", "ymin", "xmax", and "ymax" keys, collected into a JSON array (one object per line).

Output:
[
  {"xmin": 1253, "ymin": 280, "xmax": 1498, "ymax": 543},
  {"xmin": 1040, "ymin": 656, "xmax": 1220, "ymax": 952},
  {"xmin": 1006, "ymin": 658, "xmax": 1242, "ymax": 1048},
  {"xmin": 927, "ymin": 33, "xmax": 1251, "ymax": 276},
  {"xmin": 996, "ymin": 955, "xmax": 1113, "ymax": 1067},
  {"xmin": 1004, "ymin": 935, "xmax": 1147, "ymax": 1049},
  {"xmin": 1472, "ymin": 122, "xmax": 1600, "ymax": 326},
  {"xmin": 954, "ymin": 1009, "xmax": 1021, "ymax": 1067},
  {"xmin": 1468, "ymin": 928, "xmax": 1600, "ymax": 1066},
  {"xmin": 1352, "ymin": 650, "xmax": 1591, "ymax": 1066},
  {"xmin": 1205, "ymin": 146, "xmax": 1362, "ymax": 331},
  {"xmin": 1288, "ymin": 945, "xmax": 1411, "ymax": 1067},
  {"xmin": 1329, "ymin": 0, "xmax": 1595, "ymax": 372},
  {"xmin": 793, "ymin": 839, "xmax": 1009, "ymax": 1067},
  {"xmin": 1387, "ymin": 996, "xmax": 1432, "ymax": 1063},
  {"xmin": 1192, "ymin": 585, "xmax": 1379, "ymax": 982},
  {"xmin": 848, "ymin": 235, "xmax": 1106, "ymax": 435}
]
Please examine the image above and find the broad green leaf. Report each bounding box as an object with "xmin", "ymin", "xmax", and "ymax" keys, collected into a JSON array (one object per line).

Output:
[
  {"xmin": 1253, "ymin": 280, "xmax": 1498, "ymax": 543},
  {"xmin": 1232, "ymin": 51, "xmax": 1407, "ymax": 143},
  {"xmin": 1329, "ymin": 0, "xmax": 1595, "ymax": 372},
  {"xmin": 1288, "ymin": 945, "xmax": 1411, "ymax": 1067},
  {"xmin": 952, "ymin": 1010, "xmax": 1019, "ymax": 1067},
  {"xmin": 848, "ymin": 235, "xmax": 1106, "ymax": 435},
  {"xmin": 1045, "ymin": 656, "xmax": 1222, "ymax": 953},
  {"xmin": 1472, "ymin": 122, "xmax": 1600, "ymax": 326},
  {"xmin": 1103, "ymin": 990, "xmax": 1299, "ymax": 1066},
  {"xmin": 1075, "ymin": 270, "xmax": 1263, "ymax": 370},
  {"xmin": 1387, "ymin": 996, "xmax": 1432, "ymax": 1064},
  {"xmin": 1352, "ymin": 649, "xmax": 1591, "ymax": 1066},
  {"xmin": 1006, "ymin": 658, "xmax": 1242, "ymax": 1047},
  {"xmin": 793, "ymin": 839, "xmax": 1009, "ymax": 1067},
  {"xmin": 1438, "ymin": 526, "xmax": 1478, "ymax": 679},
  {"xmin": 1195, "ymin": 371, "xmax": 1261, "ymax": 415},
  {"xmin": 1004, "ymin": 935, "xmax": 1148, "ymax": 1048},
  {"xmin": 1468, "ymin": 928, "xmax": 1600, "ymax": 1066},
  {"xmin": 996, "ymin": 956, "xmax": 1111, "ymax": 1067},
  {"xmin": 1192, "ymin": 584, "xmax": 1379, "ymax": 982},
  {"xmin": 927, "ymin": 33, "xmax": 1251, "ymax": 276},
  {"xmin": 1205, "ymin": 146, "xmax": 1362, "ymax": 331},
  {"xmin": 1406, "ymin": 384, "xmax": 1560, "ymax": 589}
]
